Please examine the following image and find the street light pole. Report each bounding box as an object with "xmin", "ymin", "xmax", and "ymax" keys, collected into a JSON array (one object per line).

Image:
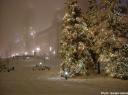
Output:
[
  {"xmin": 36, "ymin": 47, "xmax": 41, "ymax": 56},
  {"xmin": 49, "ymin": 46, "xmax": 52, "ymax": 64}
]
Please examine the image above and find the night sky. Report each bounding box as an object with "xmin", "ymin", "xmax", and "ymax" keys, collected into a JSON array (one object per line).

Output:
[{"xmin": 0, "ymin": 0, "xmax": 88, "ymax": 57}]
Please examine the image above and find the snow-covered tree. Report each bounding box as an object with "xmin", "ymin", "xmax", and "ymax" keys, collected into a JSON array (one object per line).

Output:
[
  {"xmin": 59, "ymin": 0, "xmax": 93, "ymax": 77},
  {"xmin": 59, "ymin": 0, "xmax": 128, "ymax": 79},
  {"xmin": 86, "ymin": 0, "xmax": 128, "ymax": 79},
  {"xmin": 105, "ymin": 44, "xmax": 128, "ymax": 80}
]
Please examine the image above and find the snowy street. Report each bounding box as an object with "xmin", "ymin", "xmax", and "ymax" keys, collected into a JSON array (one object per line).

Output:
[{"xmin": 0, "ymin": 60, "xmax": 128, "ymax": 95}]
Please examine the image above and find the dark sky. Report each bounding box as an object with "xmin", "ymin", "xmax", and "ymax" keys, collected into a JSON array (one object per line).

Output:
[{"xmin": 0, "ymin": 0, "xmax": 88, "ymax": 57}]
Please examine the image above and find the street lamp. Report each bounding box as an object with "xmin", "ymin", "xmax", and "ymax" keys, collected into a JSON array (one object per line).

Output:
[
  {"xmin": 30, "ymin": 32, "xmax": 34, "ymax": 37},
  {"xmin": 45, "ymin": 56, "xmax": 49, "ymax": 60},
  {"xmin": 30, "ymin": 30, "xmax": 36, "ymax": 37},
  {"xmin": 24, "ymin": 52, "xmax": 28, "ymax": 55},
  {"xmin": 35, "ymin": 47, "xmax": 41, "ymax": 56},
  {"xmin": 53, "ymin": 50, "xmax": 56, "ymax": 55},
  {"xmin": 32, "ymin": 50, "xmax": 35, "ymax": 55},
  {"xmin": 11, "ymin": 54, "xmax": 15, "ymax": 57},
  {"xmin": 36, "ymin": 47, "xmax": 41, "ymax": 52},
  {"xmin": 29, "ymin": 27, "xmax": 36, "ymax": 55},
  {"xmin": 15, "ymin": 53, "xmax": 19, "ymax": 56},
  {"xmin": 49, "ymin": 46, "xmax": 52, "ymax": 52},
  {"xmin": 64, "ymin": 71, "xmax": 69, "ymax": 80},
  {"xmin": 39, "ymin": 62, "xmax": 42, "ymax": 65},
  {"xmin": 49, "ymin": 46, "xmax": 53, "ymax": 64},
  {"xmin": 29, "ymin": 27, "xmax": 36, "ymax": 37}
]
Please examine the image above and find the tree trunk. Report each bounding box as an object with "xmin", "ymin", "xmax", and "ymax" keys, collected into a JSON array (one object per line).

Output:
[
  {"xmin": 97, "ymin": 62, "xmax": 100, "ymax": 74},
  {"xmin": 89, "ymin": 49, "xmax": 101, "ymax": 74}
]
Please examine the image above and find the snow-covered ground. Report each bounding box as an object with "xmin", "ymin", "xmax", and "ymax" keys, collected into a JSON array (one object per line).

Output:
[{"xmin": 0, "ymin": 58, "xmax": 128, "ymax": 95}]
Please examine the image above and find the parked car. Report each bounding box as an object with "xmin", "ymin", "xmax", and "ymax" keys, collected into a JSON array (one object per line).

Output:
[
  {"xmin": 32, "ymin": 63, "xmax": 50, "ymax": 71},
  {"xmin": 0, "ymin": 63, "xmax": 14, "ymax": 72}
]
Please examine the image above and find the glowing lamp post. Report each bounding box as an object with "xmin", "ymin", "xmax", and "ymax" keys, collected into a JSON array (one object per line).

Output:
[
  {"xmin": 15, "ymin": 53, "xmax": 19, "ymax": 56},
  {"xmin": 29, "ymin": 27, "xmax": 36, "ymax": 55},
  {"xmin": 39, "ymin": 62, "xmax": 42, "ymax": 65},
  {"xmin": 64, "ymin": 71, "xmax": 69, "ymax": 80},
  {"xmin": 24, "ymin": 52, "xmax": 28, "ymax": 56},
  {"xmin": 30, "ymin": 32, "xmax": 34, "ymax": 37},
  {"xmin": 49, "ymin": 46, "xmax": 56, "ymax": 64},
  {"xmin": 49, "ymin": 46, "xmax": 53, "ymax": 64},
  {"xmin": 36, "ymin": 47, "xmax": 41, "ymax": 52},
  {"xmin": 29, "ymin": 27, "xmax": 36, "ymax": 38},
  {"xmin": 36, "ymin": 47, "xmax": 41, "ymax": 55},
  {"xmin": 45, "ymin": 56, "xmax": 49, "ymax": 60},
  {"xmin": 49, "ymin": 46, "xmax": 52, "ymax": 52},
  {"xmin": 11, "ymin": 54, "xmax": 15, "ymax": 57},
  {"xmin": 53, "ymin": 50, "xmax": 56, "ymax": 55},
  {"xmin": 32, "ymin": 50, "xmax": 35, "ymax": 55}
]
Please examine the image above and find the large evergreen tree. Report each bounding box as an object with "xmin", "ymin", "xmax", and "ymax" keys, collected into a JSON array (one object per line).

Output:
[
  {"xmin": 59, "ymin": 0, "xmax": 128, "ymax": 79},
  {"xmin": 59, "ymin": 0, "xmax": 93, "ymax": 77},
  {"xmin": 86, "ymin": 0, "xmax": 128, "ymax": 79}
]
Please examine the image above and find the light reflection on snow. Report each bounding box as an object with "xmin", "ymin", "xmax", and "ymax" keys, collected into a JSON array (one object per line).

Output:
[{"xmin": 47, "ymin": 76, "xmax": 63, "ymax": 80}]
